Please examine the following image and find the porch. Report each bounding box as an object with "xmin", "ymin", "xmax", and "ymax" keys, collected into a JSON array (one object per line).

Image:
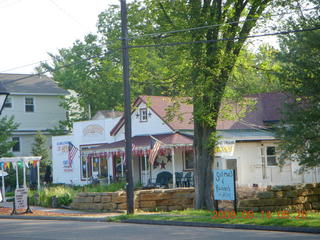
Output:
[{"xmin": 80, "ymin": 133, "xmax": 194, "ymax": 188}]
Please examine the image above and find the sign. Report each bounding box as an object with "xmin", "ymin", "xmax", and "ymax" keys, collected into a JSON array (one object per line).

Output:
[
  {"xmin": 215, "ymin": 140, "xmax": 235, "ymax": 157},
  {"xmin": 15, "ymin": 188, "xmax": 28, "ymax": 209},
  {"xmin": 213, "ymin": 169, "xmax": 235, "ymax": 200}
]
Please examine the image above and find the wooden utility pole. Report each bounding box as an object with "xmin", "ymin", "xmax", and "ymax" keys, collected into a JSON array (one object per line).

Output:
[{"xmin": 120, "ymin": 0, "xmax": 134, "ymax": 214}]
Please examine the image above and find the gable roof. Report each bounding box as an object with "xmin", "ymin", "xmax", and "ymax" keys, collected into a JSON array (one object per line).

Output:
[
  {"xmin": 216, "ymin": 92, "xmax": 290, "ymax": 130},
  {"xmin": 110, "ymin": 93, "xmax": 290, "ymax": 135},
  {"xmin": 0, "ymin": 73, "xmax": 69, "ymax": 95},
  {"xmin": 110, "ymin": 95, "xmax": 193, "ymax": 136}
]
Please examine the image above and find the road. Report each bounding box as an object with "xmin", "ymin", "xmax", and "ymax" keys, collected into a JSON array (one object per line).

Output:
[{"xmin": 0, "ymin": 219, "xmax": 319, "ymax": 240}]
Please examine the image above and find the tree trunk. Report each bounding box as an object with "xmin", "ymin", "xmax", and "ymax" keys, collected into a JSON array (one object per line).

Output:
[{"xmin": 194, "ymin": 118, "xmax": 214, "ymax": 209}]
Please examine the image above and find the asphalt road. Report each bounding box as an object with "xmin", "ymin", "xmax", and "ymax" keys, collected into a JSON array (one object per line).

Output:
[{"xmin": 0, "ymin": 219, "xmax": 319, "ymax": 240}]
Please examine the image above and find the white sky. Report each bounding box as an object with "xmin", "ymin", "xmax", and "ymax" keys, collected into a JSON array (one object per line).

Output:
[
  {"xmin": 0, "ymin": 0, "xmax": 118, "ymax": 74},
  {"xmin": 0, "ymin": 0, "xmax": 279, "ymax": 74}
]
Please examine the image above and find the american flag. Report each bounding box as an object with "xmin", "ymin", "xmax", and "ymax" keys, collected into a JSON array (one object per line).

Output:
[
  {"xmin": 148, "ymin": 137, "xmax": 162, "ymax": 165},
  {"xmin": 68, "ymin": 142, "xmax": 78, "ymax": 167}
]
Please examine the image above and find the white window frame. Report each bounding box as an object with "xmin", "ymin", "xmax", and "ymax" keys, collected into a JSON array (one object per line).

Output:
[
  {"xmin": 261, "ymin": 145, "xmax": 278, "ymax": 167},
  {"xmin": 12, "ymin": 136, "xmax": 21, "ymax": 152},
  {"xmin": 183, "ymin": 150, "xmax": 194, "ymax": 171},
  {"xmin": 25, "ymin": 97, "xmax": 35, "ymax": 112},
  {"xmin": 4, "ymin": 96, "xmax": 12, "ymax": 108},
  {"xmin": 139, "ymin": 108, "xmax": 148, "ymax": 122}
]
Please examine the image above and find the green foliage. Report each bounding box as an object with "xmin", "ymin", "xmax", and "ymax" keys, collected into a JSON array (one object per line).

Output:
[
  {"xmin": 31, "ymin": 132, "xmax": 51, "ymax": 182},
  {"xmin": 29, "ymin": 185, "xmax": 77, "ymax": 207},
  {"xmin": 276, "ymin": 11, "xmax": 320, "ymax": 169},
  {"xmin": 0, "ymin": 116, "xmax": 19, "ymax": 157}
]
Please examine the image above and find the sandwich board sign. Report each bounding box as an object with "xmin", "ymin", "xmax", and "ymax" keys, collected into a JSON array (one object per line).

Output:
[
  {"xmin": 213, "ymin": 169, "xmax": 237, "ymax": 212},
  {"xmin": 11, "ymin": 188, "xmax": 32, "ymax": 214}
]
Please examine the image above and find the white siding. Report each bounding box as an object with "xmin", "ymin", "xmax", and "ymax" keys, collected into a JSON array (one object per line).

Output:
[
  {"xmin": 2, "ymin": 95, "xmax": 67, "ymax": 131},
  {"xmin": 114, "ymin": 102, "xmax": 172, "ymax": 141}
]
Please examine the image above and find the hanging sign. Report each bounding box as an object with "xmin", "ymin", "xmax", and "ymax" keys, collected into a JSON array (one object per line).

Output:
[
  {"xmin": 214, "ymin": 140, "xmax": 235, "ymax": 157},
  {"xmin": 213, "ymin": 169, "xmax": 236, "ymax": 201}
]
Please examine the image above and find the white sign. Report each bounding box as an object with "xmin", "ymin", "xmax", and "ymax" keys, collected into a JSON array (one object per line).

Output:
[
  {"xmin": 15, "ymin": 188, "xmax": 28, "ymax": 209},
  {"xmin": 215, "ymin": 140, "xmax": 235, "ymax": 157},
  {"xmin": 213, "ymin": 170, "xmax": 235, "ymax": 200}
]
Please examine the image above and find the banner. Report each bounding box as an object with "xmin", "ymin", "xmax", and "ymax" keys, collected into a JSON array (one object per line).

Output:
[{"xmin": 215, "ymin": 140, "xmax": 235, "ymax": 157}]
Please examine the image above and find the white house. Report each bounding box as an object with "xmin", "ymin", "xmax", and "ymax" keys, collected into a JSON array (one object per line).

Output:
[
  {"xmin": 52, "ymin": 94, "xmax": 320, "ymax": 187},
  {"xmin": 0, "ymin": 73, "xmax": 69, "ymax": 157}
]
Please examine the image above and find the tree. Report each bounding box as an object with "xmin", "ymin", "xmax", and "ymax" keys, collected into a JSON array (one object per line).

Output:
[
  {"xmin": 276, "ymin": 7, "xmax": 320, "ymax": 169},
  {"xmin": 32, "ymin": 132, "xmax": 50, "ymax": 183},
  {"xmin": 0, "ymin": 116, "xmax": 19, "ymax": 157}
]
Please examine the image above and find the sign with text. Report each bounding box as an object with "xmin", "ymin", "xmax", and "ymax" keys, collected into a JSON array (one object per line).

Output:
[
  {"xmin": 15, "ymin": 188, "xmax": 28, "ymax": 209},
  {"xmin": 215, "ymin": 140, "xmax": 235, "ymax": 157},
  {"xmin": 213, "ymin": 169, "xmax": 235, "ymax": 201}
]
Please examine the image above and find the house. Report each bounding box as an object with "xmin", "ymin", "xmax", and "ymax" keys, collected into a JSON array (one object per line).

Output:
[
  {"xmin": 52, "ymin": 93, "xmax": 320, "ymax": 187},
  {"xmin": 0, "ymin": 73, "xmax": 69, "ymax": 157}
]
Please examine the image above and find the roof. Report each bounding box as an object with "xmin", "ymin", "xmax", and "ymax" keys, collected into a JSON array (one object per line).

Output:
[
  {"xmin": 92, "ymin": 110, "xmax": 123, "ymax": 120},
  {"xmin": 0, "ymin": 81, "xmax": 8, "ymax": 93},
  {"xmin": 0, "ymin": 73, "xmax": 69, "ymax": 95},
  {"xmin": 110, "ymin": 92, "xmax": 290, "ymax": 135},
  {"xmin": 95, "ymin": 133, "xmax": 193, "ymax": 151},
  {"xmin": 110, "ymin": 95, "xmax": 193, "ymax": 135},
  {"xmin": 217, "ymin": 92, "xmax": 290, "ymax": 130}
]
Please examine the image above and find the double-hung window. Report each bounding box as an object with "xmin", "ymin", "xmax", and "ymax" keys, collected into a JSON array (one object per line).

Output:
[{"xmin": 25, "ymin": 97, "xmax": 34, "ymax": 112}]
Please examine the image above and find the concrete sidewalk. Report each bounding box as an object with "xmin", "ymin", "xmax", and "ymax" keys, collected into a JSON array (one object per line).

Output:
[{"xmin": 0, "ymin": 201, "xmax": 123, "ymax": 221}]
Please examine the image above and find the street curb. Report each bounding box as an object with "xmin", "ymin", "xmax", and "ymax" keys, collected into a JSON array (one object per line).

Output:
[
  {"xmin": 121, "ymin": 219, "xmax": 320, "ymax": 234},
  {"xmin": 0, "ymin": 215, "xmax": 108, "ymax": 222}
]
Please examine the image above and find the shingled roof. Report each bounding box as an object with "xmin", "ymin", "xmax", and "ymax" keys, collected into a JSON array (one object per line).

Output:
[
  {"xmin": 110, "ymin": 96, "xmax": 193, "ymax": 136},
  {"xmin": 0, "ymin": 73, "xmax": 69, "ymax": 95},
  {"xmin": 110, "ymin": 93, "xmax": 290, "ymax": 135}
]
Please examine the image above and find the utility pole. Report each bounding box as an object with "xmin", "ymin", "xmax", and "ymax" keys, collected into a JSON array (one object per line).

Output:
[{"xmin": 120, "ymin": 0, "xmax": 134, "ymax": 214}]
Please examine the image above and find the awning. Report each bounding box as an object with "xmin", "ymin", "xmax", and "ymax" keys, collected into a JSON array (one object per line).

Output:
[{"xmin": 81, "ymin": 133, "xmax": 193, "ymax": 158}]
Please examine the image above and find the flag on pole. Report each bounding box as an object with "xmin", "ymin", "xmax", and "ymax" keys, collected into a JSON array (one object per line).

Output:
[
  {"xmin": 68, "ymin": 142, "xmax": 78, "ymax": 168},
  {"xmin": 148, "ymin": 136, "xmax": 163, "ymax": 165}
]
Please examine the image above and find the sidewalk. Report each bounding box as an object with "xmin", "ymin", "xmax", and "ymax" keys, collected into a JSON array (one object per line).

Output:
[{"xmin": 0, "ymin": 201, "xmax": 122, "ymax": 221}]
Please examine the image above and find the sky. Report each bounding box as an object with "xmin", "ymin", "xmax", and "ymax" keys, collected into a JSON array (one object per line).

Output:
[
  {"xmin": 0, "ymin": 0, "xmax": 279, "ymax": 75},
  {"xmin": 0, "ymin": 0, "xmax": 118, "ymax": 74}
]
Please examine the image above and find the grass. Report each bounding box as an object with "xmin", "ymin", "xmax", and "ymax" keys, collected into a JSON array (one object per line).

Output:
[{"xmin": 109, "ymin": 209, "xmax": 320, "ymax": 228}]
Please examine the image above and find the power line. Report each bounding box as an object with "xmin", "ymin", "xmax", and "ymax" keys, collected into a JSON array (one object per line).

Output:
[
  {"xmin": 129, "ymin": 27, "xmax": 320, "ymax": 49},
  {"xmin": 0, "ymin": 59, "xmax": 50, "ymax": 73},
  {"xmin": 4, "ymin": 26, "xmax": 320, "ymax": 83},
  {"xmin": 127, "ymin": 6, "xmax": 320, "ymax": 40}
]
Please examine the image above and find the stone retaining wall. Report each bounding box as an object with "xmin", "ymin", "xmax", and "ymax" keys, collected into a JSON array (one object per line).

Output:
[
  {"xmin": 238, "ymin": 183, "xmax": 320, "ymax": 212},
  {"xmin": 70, "ymin": 188, "xmax": 194, "ymax": 211}
]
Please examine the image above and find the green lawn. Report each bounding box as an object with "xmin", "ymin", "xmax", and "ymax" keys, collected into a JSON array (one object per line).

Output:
[{"xmin": 109, "ymin": 209, "xmax": 320, "ymax": 228}]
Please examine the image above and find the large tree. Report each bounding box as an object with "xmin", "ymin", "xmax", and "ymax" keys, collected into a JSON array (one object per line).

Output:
[
  {"xmin": 276, "ymin": 6, "xmax": 320, "ymax": 169},
  {"xmin": 142, "ymin": 0, "xmax": 276, "ymax": 209}
]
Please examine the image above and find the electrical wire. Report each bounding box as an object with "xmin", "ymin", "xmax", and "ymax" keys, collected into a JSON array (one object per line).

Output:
[
  {"xmin": 129, "ymin": 27, "xmax": 320, "ymax": 49},
  {"xmin": 127, "ymin": 6, "xmax": 320, "ymax": 40}
]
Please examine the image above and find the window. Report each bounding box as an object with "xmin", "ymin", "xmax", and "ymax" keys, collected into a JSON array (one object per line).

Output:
[
  {"xmin": 4, "ymin": 97, "xmax": 12, "ymax": 108},
  {"xmin": 266, "ymin": 146, "xmax": 277, "ymax": 166},
  {"xmin": 12, "ymin": 137, "xmax": 20, "ymax": 152},
  {"xmin": 139, "ymin": 108, "xmax": 148, "ymax": 122},
  {"xmin": 184, "ymin": 150, "xmax": 194, "ymax": 170},
  {"xmin": 25, "ymin": 97, "xmax": 34, "ymax": 112}
]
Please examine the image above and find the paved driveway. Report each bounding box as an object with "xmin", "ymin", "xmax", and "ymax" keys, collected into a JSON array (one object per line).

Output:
[{"xmin": 0, "ymin": 219, "xmax": 319, "ymax": 240}]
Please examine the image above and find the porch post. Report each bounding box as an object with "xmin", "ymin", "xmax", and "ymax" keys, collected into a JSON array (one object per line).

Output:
[
  {"xmin": 1, "ymin": 164, "xmax": 6, "ymax": 202},
  {"xmin": 144, "ymin": 151, "xmax": 147, "ymax": 185},
  {"xmin": 23, "ymin": 161, "xmax": 27, "ymax": 188},
  {"xmin": 121, "ymin": 155, "xmax": 124, "ymax": 178},
  {"xmin": 15, "ymin": 162, "xmax": 19, "ymax": 189},
  {"xmin": 172, "ymin": 147, "xmax": 176, "ymax": 188},
  {"xmin": 37, "ymin": 160, "xmax": 40, "ymax": 191},
  {"xmin": 86, "ymin": 156, "xmax": 89, "ymax": 185}
]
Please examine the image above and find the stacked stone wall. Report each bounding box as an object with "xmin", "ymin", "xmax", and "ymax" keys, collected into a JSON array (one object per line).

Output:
[
  {"xmin": 238, "ymin": 183, "xmax": 320, "ymax": 212},
  {"xmin": 70, "ymin": 188, "xmax": 194, "ymax": 211}
]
